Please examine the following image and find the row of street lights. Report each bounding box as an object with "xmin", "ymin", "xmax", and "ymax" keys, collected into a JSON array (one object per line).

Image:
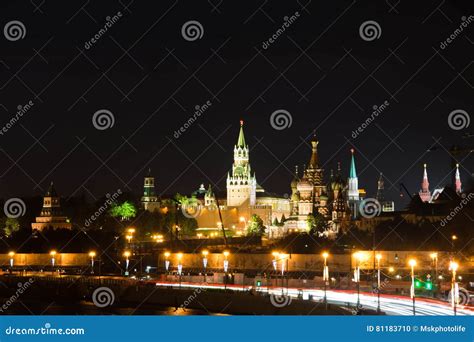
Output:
[
  {"xmin": 162, "ymin": 251, "xmax": 231, "ymax": 288},
  {"xmin": 350, "ymin": 252, "xmax": 461, "ymax": 315},
  {"xmin": 7, "ymin": 250, "xmax": 98, "ymax": 275}
]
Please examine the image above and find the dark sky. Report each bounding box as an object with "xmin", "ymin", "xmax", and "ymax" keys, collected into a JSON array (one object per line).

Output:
[{"xmin": 0, "ymin": 0, "xmax": 472, "ymax": 209}]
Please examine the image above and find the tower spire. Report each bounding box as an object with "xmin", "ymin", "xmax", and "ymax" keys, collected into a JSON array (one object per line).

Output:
[
  {"xmin": 348, "ymin": 149, "xmax": 359, "ymax": 202},
  {"xmin": 419, "ymin": 163, "xmax": 431, "ymax": 202},
  {"xmin": 308, "ymin": 135, "xmax": 319, "ymax": 169},
  {"xmin": 237, "ymin": 120, "xmax": 246, "ymax": 147},
  {"xmin": 455, "ymin": 163, "xmax": 462, "ymax": 194},
  {"xmin": 349, "ymin": 149, "xmax": 357, "ymax": 178}
]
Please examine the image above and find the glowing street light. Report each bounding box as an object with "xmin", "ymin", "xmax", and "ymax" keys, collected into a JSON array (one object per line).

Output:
[
  {"xmin": 223, "ymin": 250, "xmax": 230, "ymax": 290},
  {"xmin": 177, "ymin": 253, "xmax": 183, "ymax": 287},
  {"xmin": 126, "ymin": 235, "xmax": 133, "ymax": 244},
  {"xmin": 127, "ymin": 228, "xmax": 136, "ymax": 234},
  {"xmin": 50, "ymin": 250, "xmax": 57, "ymax": 271},
  {"xmin": 152, "ymin": 234, "xmax": 164, "ymax": 243},
  {"xmin": 449, "ymin": 261, "xmax": 459, "ymax": 316},
  {"xmin": 202, "ymin": 250, "xmax": 209, "ymax": 282},
  {"xmin": 89, "ymin": 251, "xmax": 96, "ymax": 274},
  {"xmin": 123, "ymin": 251, "xmax": 131, "ymax": 276},
  {"xmin": 272, "ymin": 251, "xmax": 279, "ymax": 271},
  {"xmin": 8, "ymin": 251, "xmax": 14, "ymax": 269},
  {"xmin": 164, "ymin": 252, "xmax": 171, "ymax": 272},
  {"xmin": 322, "ymin": 252, "xmax": 329, "ymax": 305},
  {"xmin": 375, "ymin": 253, "xmax": 382, "ymax": 313},
  {"xmin": 409, "ymin": 259, "xmax": 417, "ymax": 316},
  {"xmin": 451, "ymin": 235, "xmax": 458, "ymax": 252}
]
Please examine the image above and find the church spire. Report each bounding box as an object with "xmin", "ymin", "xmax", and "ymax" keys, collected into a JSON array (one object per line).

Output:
[
  {"xmin": 349, "ymin": 149, "xmax": 357, "ymax": 178},
  {"xmin": 348, "ymin": 149, "xmax": 359, "ymax": 201},
  {"xmin": 237, "ymin": 120, "xmax": 246, "ymax": 147},
  {"xmin": 455, "ymin": 163, "xmax": 462, "ymax": 194},
  {"xmin": 308, "ymin": 134, "xmax": 319, "ymax": 169},
  {"xmin": 419, "ymin": 163, "xmax": 431, "ymax": 202}
]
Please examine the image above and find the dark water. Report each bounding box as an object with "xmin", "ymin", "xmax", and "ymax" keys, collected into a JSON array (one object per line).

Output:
[{"xmin": 0, "ymin": 297, "xmax": 222, "ymax": 316}]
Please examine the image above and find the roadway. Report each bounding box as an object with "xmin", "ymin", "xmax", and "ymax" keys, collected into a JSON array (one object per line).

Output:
[{"xmin": 153, "ymin": 280, "xmax": 474, "ymax": 316}]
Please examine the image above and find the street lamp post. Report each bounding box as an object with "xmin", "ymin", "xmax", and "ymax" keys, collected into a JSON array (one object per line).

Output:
[
  {"xmin": 8, "ymin": 251, "xmax": 14, "ymax": 270},
  {"xmin": 89, "ymin": 251, "xmax": 96, "ymax": 274},
  {"xmin": 223, "ymin": 251, "xmax": 229, "ymax": 290},
  {"xmin": 375, "ymin": 253, "xmax": 382, "ymax": 313},
  {"xmin": 322, "ymin": 252, "xmax": 329, "ymax": 306},
  {"xmin": 353, "ymin": 252, "xmax": 362, "ymax": 307},
  {"xmin": 449, "ymin": 261, "xmax": 459, "ymax": 316},
  {"xmin": 177, "ymin": 253, "xmax": 183, "ymax": 288},
  {"xmin": 123, "ymin": 251, "xmax": 131, "ymax": 276},
  {"xmin": 451, "ymin": 235, "xmax": 457, "ymax": 253},
  {"xmin": 50, "ymin": 250, "xmax": 57, "ymax": 275},
  {"xmin": 202, "ymin": 250, "xmax": 209, "ymax": 282},
  {"xmin": 164, "ymin": 252, "xmax": 171, "ymax": 273},
  {"xmin": 430, "ymin": 252, "xmax": 438, "ymax": 295},
  {"xmin": 409, "ymin": 259, "xmax": 417, "ymax": 316}
]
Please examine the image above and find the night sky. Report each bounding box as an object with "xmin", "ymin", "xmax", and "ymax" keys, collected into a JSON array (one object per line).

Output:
[{"xmin": 0, "ymin": 0, "xmax": 472, "ymax": 209}]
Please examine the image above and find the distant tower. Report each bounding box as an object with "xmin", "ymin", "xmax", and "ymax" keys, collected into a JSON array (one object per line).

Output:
[
  {"xmin": 455, "ymin": 163, "xmax": 462, "ymax": 195},
  {"xmin": 347, "ymin": 149, "xmax": 359, "ymax": 201},
  {"xmin": 141, "ymin": 169, "xmax": 160, "ymax": 211},
  {"xmin": 204, "ymin": 184, "xmax": 216, "ymax": 207},
  {"xmin": 32, "ymin": 182, "xmax": 72, "ymax": 231},
  {"xmin": 419, "ymin": 164, "xmax": 431, "ymax": 203},
  {"xmin": 226, "ymin": 120, "xmax": 257, "ymax": 206},
  {"xmin": 305, "ymin": 134, "xmax": 325, "ymax": 206},
  {"xmin": 376, "ymin": 173, "xmax": 384, "ymax": 202}
]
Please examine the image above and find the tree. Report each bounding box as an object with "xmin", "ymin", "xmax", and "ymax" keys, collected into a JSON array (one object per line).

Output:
[
  {"xmin": 3, "ymin": 218, "xmax": 19, "ymax": 237},
  {"xmin": 109, "ymin": 201, "xmax": 137, "ymax": 221},
  {"xmin": 307, "ymin": 213, "xmax": 329, "ymax": 234},
  {"xmin": 247, "ymin": 214, "xmax": 265, "ymax": 236}
]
